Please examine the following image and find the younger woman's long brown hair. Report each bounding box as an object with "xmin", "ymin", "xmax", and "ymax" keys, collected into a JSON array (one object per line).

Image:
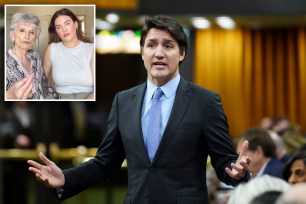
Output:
[{"xmin": 48, "ymin": 8, "xmax": 91, "ymax": 43}]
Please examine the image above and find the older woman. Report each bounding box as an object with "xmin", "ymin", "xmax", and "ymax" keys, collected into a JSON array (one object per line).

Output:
[
  {"xmin": 6, "ymin": 11, "xmax": 58, "ymax": 100},
  {"xmin": 282, "ymin": 147, "xmax": 306, "ymax": 184}
]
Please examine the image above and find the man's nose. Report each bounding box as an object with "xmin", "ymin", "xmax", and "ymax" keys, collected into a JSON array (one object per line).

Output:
[{"xmin": 155, "ymin": 46, "xmax": 164, "ymax": 58}]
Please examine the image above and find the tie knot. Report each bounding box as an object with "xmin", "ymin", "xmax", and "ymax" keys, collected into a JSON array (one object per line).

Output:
[{"xmin": 152, "ymin": 88, "xmax": 163, "ymax": 100}]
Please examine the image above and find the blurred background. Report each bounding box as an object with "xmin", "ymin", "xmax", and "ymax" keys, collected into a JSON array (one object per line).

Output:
[{"xmin": 0, "ymin": 0, "xmax": 306, "ymax": 203}]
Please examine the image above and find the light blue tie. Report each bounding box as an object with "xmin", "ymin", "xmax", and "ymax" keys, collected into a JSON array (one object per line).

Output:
[{"xmin": 147, "ymin": 88, "xmax": 164, "ymax": 161}]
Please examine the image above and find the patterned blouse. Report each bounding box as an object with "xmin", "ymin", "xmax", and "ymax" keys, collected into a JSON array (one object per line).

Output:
[{"xmin": 6, "ymin": 49, "xmax": 58, "ymax": 100}]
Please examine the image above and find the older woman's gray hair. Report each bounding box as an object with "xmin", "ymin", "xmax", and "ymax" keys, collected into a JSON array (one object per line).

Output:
[{"xmin": 9, "ymin": 11, "xmax": 41, "ymax": 39}]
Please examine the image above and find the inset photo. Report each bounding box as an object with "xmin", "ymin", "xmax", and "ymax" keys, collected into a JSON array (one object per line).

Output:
[{"xmin": 5, "ymin": 4, "xmax": 96, "ymax": 101}]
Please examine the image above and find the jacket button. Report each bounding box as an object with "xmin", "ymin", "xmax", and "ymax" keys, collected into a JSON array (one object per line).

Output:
[{"xmin": 145, "ymin": 196, "xmax": 150, "ymax": 201}]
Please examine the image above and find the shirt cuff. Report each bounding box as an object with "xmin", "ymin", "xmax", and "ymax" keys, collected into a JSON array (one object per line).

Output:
[{"xmin": 56, "ymin": 187, "xmax": 64, "ymax": 198}]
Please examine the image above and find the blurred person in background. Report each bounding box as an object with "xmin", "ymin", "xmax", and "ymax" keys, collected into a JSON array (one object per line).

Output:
[
  {"xmin": 282, "ymin": 147, "xmax": 306, "ymax": 185},
  {"xmin": 44, "ymin": 8, "xmax": 94, "ymax": 100},
  {"xmin": 228, "ymin": 175, "xmax": 290, "ymax": 204},
  {"xmin": 269, "ymin": 130, "xmax": 290, "ymax": 164},
  {"xmin": 276, "ymin": 183, "xmax": 306, "ymax": 204},
  {"xmin": 237, "ymin": 128, "xmax": 284, "ymax": 178},
  {"xmin": 260, "ymin": 116, "xmax": 274, "ymax": 130},
  {"xmin": 0, "ymin": 101, "xmax": 79, "ymax": 204},
  {"xmin": 6, "ymin": 11, "xmax": 58, "ymax": 100},
  {"xmin": 250, "ymin": 191, "xmax": 283, "ymax": 204},
  {"xmin": 217, "ymin": 130, "xmax": 287, "ymax": 204},
  {"xmin": 282, "ymin": 126, "xmax": 306, "ymax": 155},
  {"xmin": 0, "ymin": 101, "xmax": 36, "ymax": 204},
  {"xmin": 272, "ymin": 116, "xmax": 291, "ymax": 136}
]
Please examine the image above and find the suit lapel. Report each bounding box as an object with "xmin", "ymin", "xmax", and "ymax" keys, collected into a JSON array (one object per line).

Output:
[
  {"xmin": 152, "ymin": 78, "xmax": 191, "ymax": 163},
  {"xmin": 129, "ymin": 83, "xmax": 150, "ymax": 163}
]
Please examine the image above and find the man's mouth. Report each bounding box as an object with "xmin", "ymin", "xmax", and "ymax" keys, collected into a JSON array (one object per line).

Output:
[{"xmin": 153, "ymin": 62, "xmax": 167, "ymax": 67}]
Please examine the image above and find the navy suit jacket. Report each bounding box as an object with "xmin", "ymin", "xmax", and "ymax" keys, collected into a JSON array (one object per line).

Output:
[
  {"xmin": 60, "ymin": 78, "xmax": 250, "ymax": 204},
  {"xmin": 263, "ymin": 157, "xmax": 284, "ymax": 179}
]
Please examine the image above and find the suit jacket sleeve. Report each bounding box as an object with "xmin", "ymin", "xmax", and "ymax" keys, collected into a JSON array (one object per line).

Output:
[
  {"xmin": 59, "ymin": 93, "xmax": 126, "ymax": 200},
  {"xmin": 204, "ymin": 93, "xmax": 250, "ymax": 186}
]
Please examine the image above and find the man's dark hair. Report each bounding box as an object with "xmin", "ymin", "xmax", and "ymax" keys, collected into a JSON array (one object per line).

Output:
[
  {"xmin": 241, "ymin": 128, "xmax": 277, "ymax": 158},
  {"xmin": 140, "ymin": 15, "xmax": 187, "ymax": 64}
]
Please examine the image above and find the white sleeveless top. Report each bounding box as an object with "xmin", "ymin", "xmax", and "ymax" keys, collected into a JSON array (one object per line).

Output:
[{"xmin": 50, "ymin": 42, "xmax": 94, "ymax": 94}]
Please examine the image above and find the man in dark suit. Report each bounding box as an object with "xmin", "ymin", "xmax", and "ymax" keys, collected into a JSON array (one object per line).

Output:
[
  {"xmin": 28, "ymin": 15, "xmax": 251, "ymax": 204},
  {"xmin": 236, "ymin": 128, "xmax": 283, "ymax": 179}
]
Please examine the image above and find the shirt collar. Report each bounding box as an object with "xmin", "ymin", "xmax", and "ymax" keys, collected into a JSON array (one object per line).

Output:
[
  {"xmin": 256, "ymin": 158, "xmax": 270, "ymax": 177},
  {"xmin": 147, "ymin": 74, "xmax": 181, "ymax": 98}
]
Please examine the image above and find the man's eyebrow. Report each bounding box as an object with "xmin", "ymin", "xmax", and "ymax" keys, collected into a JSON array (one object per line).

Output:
[
  {"xmin": 146, "ymin": 38, "xmax": 174, "ymax": 43},
  {"xmin": 146, "ymin": 38, "xmax": 157, "ymax": 42},
  {"xmin": 163, "ymin": 39, "xmax": 174, "ymax": 43}
]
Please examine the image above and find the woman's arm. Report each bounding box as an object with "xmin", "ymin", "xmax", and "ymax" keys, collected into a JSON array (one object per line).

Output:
[
  {"xmin": 87, "ymin": 47, "xmax": 95, "ymax": 100},
  {"xmin": 43, "ymin": 44, "xmax": 52, "ymax": 78},
  {"xmin": 90, "ymin": 47, "xmax": 94, "ymax": 85}
]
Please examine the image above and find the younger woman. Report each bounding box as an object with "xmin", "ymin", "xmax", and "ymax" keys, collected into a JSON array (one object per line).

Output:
[{"xmin": 44, "ymin": 8, "xmax": 94, "ymax": 100}]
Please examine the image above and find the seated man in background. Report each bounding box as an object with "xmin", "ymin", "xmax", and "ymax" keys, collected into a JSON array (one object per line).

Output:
[{"xmin": 236, "ymin": 128, "xmax": 284, "ymax": 179}]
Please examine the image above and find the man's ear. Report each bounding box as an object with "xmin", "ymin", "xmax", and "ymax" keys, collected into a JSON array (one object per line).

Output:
[
  {"xmin": 141, "ymin": 49, "xmax": 144, "ymax": 60},
  {"xmin": 256, "ymin": 146, "xmax": 264, "ymax": 156},
  {"xmin": 179, "ymin": 50, "xmax": 186, "ymax": 62}
]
